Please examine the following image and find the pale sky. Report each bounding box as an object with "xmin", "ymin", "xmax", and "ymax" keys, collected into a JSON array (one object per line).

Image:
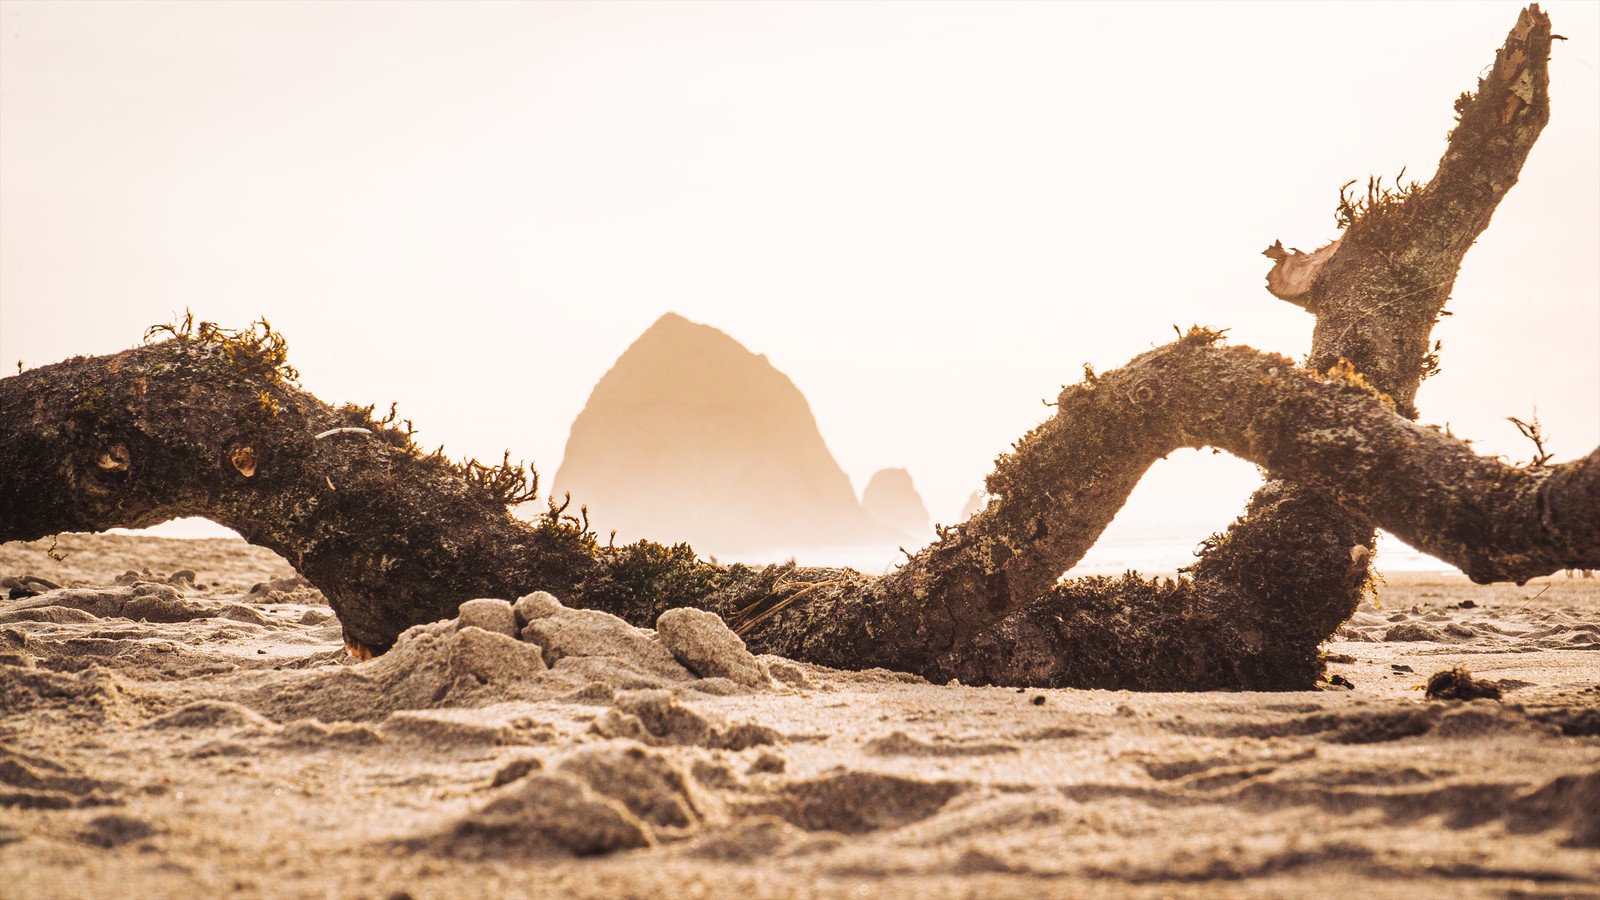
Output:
[{"xmin": 2, "ymin": 1, "xmax": 1596, "ymax": 571}]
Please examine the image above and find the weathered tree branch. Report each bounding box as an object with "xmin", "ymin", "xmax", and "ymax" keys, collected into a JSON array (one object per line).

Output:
[
  {"xmin": 1266, "ymin": 4, "xmax": 1553, "ymax": 416},
  {"xmin": 734, "ymin": 332, "xmax": 1599, "ymax": 684},
  {"xmin": 0, "ymin": 326, "xmax": 613, "ymax": 655},
  {"xmin": 1162, "ymin": 0, "xmax": 1560, "ymax": 674},
  {"xmin": 4, "ymin": 329, "xmax": 1592, "ymax": 684},
  {"xmin": 877, "ymin": 5, "xmax": 1563, "ymax": 687}
]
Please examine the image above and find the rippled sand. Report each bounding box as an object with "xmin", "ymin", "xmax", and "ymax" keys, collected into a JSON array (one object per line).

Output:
[{"xmin": 2, "ymin": 534, "xmax": 1596, "ymax": 899}]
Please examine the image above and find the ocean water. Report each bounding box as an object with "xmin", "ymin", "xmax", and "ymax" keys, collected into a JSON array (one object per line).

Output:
[
  {"xmin": 112, "ymin": 517, "xmax": 1457, "ymax": 577},
  {"xmin": 719, "ymin": 530, "xmax": 1453, "ymax": 578}
]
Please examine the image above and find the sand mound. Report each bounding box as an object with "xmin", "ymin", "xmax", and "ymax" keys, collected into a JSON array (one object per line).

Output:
[
  {"xmin": 381, "ymin": 709, "xmax": 556, "ymax": 748},
  {"xmin": 519, "ymin": 602, "xmax": 687, "ymax": 687},
  {"xmin": 747, "ymin": 771, "xmax": 967, "ymax": 834},
  {"xmin": 145, "ymin": 700, "xmax": 272, "ymax": 730},
  {"xmin": 591, "ymin": 689, "xmax": 781, "ymax": 751},
  {"xmin": 864, "ymin": 731, "xmax": 1019, "ymax": 758},
  {"xmin": 421, "ymin": 773, "xmax": 654, "ymax": 858},
  {"xmin": 0, "ymin": 664, "xmax": 146, "ymax": 722},
  {"xmin": 232, "ymin": 592, "xmax": 789, "ymax": 726},
  {"xmin": 654, "ymin": 607, "xmax": 769, "ymax": 687},
  {"xmin": 558, "ymin": 743, "xmax": 711, "ymax": 833},
  {"xmin": 0, "ymin": 743, "xmax": 118, "ymax": 810},
  {"xmin": 243, "ymin": 620, "xmax": 550, "ymax": 723}
]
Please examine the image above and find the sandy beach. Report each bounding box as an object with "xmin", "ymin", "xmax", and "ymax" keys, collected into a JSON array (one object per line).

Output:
[{"xmin": 1, "ymin": 532, "xmax": 1596, "ymax": 899}]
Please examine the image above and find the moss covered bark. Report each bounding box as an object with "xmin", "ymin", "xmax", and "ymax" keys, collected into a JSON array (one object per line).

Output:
[{"xmin": 0, "ymin": 322, "xmax": 721, "ymax": 656}]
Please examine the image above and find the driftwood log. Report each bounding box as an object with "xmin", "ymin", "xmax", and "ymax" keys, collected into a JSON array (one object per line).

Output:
[
  {"xmin": 1, "ymin": 6, "xmax": 1591, "ymax": 689},
  {"xmin": 929, "ymin": 2, "xmax": 1566, "ymax": 687}
]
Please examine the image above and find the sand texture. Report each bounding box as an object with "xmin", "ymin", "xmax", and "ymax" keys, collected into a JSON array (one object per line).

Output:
[{"xmin": 1, "ymin": 534, "xmax": 1597, "ymax": 899}]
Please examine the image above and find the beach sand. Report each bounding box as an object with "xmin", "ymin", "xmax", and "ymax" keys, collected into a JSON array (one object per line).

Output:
[{"xmin": 1, "ymin": 533, "xmax": 1596, "ymax": 898}]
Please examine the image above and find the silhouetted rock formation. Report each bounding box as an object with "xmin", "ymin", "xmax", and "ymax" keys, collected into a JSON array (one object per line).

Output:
[
  {"xmin": 861, "ymin": 468, "xmax": 931, "ymax": 540},
  {"xmin": 553, "ymin": 314, "xmax": 896, "ymax": 556},
  {"xmin": 959, "ymin": 491, "xmax": 988, "ymax": 522}
]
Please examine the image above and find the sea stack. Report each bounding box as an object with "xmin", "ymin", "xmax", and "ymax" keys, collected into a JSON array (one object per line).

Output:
[
  {"xmin": 861, "ymin": 468, "xmax": 932, "ymax": 540},
  {"xmin": 553, "ymin": 313, "xmax": 895, "ymax": 556}
]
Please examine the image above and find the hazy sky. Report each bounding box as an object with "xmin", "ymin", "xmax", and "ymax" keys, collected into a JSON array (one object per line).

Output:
[{"xmin": 2, "ymin": 1, "xmax": 1596, "ymax": 570}]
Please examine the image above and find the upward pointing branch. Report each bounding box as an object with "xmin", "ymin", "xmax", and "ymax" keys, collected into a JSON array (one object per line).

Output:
[{"xmin": 1274, "ymin": 3, "xmax": 1554, "ymax": 416}]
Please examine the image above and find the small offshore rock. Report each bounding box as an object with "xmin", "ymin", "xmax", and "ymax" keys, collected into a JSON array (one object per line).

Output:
[
  {"xmin": 655, "ymin": 607, "xmax": 769, "ymax": 687},
  {"xmin": 513, "ymin": 591, "xmax": 564, "ymax": 626},
  {"xmin": 457, "ymin": 598, "xmax": 518, "ymax": 637}
]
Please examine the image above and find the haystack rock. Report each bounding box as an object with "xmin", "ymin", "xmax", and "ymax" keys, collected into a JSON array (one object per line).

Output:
[
  {"xmin": 861, "ymin": 468, "xmax": 932, "ymax": 540},
  {"xmin": 553, "ymin": 313, "xmax": 896, "ymax": 556}
]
